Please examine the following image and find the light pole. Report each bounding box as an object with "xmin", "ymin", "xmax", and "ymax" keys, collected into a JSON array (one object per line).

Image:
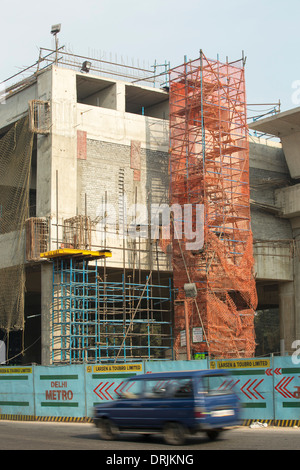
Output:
[
  {"xmin": 51, "ymin": 24, "xmax": 61, "ymax": 65},
  {"xmin": 183, "ymin": 283, "xmax": 197, "ymax": 360}
]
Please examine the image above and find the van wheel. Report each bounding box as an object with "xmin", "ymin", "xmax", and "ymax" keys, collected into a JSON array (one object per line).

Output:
[
  {"xmin": 98, "ymin": 418, "xmax": 119, "ymax": 440},
  {"xmin": 163, "ymin": 422, "xmax": 187, "ymax": 446},
  {"xmin": 206, "ymin": 429, "xmax": 221, "ymax": 441}
]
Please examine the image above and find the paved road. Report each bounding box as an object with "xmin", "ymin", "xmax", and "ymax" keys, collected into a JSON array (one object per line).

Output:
[{"xmin": 0, "ymin": 421, "xmax": 299, "ymax": 451}]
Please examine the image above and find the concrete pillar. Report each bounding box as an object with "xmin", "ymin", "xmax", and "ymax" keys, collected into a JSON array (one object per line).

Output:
[
  {"xmin": 36, "ymin": 68, "xmax": 52, "ymax": 218},
  {"xmin": 275, "ymin": 195, "xmax": 300, "ymax": 355},
  {"xmin": 293, "ymin": 237, "xmax": 300, "ymax": 343},
  {"xmin": 279, "ymin": 281, "xmax": 296, "ymax": 355},
  {"xmin": 41, "ymin": 262, "xmax": 53, "ymax": 365},
  {"xmin": 116, "ymin": 82, "xmax": 126, "ymax": 113},
  {"xmin": 278, "ymin": 225, "xmax": 300, "ymax": 355},
  {"xmin": 51, "ymin": 66, "xmax": 77, "ymax": 228}
]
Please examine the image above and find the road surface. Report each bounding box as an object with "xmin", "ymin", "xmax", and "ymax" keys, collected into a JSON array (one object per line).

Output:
[{"xmin": 0, "ymin": 420, "xmax": 299, "ymax": 451}]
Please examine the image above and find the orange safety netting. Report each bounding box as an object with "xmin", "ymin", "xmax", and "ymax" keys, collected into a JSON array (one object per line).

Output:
[{"xmin": 168, "ymin": 53, "xmax": 257, "ymax": 359}]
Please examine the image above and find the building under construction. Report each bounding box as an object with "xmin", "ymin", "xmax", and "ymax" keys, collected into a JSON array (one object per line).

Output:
[{"xmin": 0, "ymin": 43, "xmax": 298, "ymax": 365}]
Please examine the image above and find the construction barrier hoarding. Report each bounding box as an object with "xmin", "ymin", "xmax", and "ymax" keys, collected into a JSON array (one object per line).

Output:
[{"xmin": 0, "ymin": 356, "xmax": 299, "ymax": 424}]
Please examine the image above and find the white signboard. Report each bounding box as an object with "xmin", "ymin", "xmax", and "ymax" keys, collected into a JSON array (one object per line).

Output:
[
  {"xmin": 180, "ymin": 330, "xmax": 186, "ymax": 347},
  {"xmin": 192, "ymin": 327, "xmax": 203, "ymax": 343}
]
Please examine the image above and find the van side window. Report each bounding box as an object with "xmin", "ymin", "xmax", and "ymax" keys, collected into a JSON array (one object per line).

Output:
[
  {"xmin": 120, "ymin": 379, "xmax": 143, "ymax": 399},
  {"xmin": 144, "ymin": 379, "xmax": 170, "ymax": 398},
  {"xmin": 143, "ymin": 378, "xmax": 193, "ymax": 399},
  {"xmin": 199, "ymin": 375, "xmax": 231, "ymax": 395},
  {"xmin": 173, "ymin": 379, "xmax": 193, "ymax": 398}
]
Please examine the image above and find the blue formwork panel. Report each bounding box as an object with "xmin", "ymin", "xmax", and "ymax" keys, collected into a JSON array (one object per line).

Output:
[
  {"xmin": 0, "ymin": 366, "xmax": 35, "ymax": 417},
  {"xmin": 34, "ymin": 365, "xmax": 86, "ymax": 418},
  {"xmin": 85, "ymin": 363, "xmax": 144, "ymax": 418},
  {"xmin": 273, "ymin": 356, "xmax": 300, "ymax": 421}
]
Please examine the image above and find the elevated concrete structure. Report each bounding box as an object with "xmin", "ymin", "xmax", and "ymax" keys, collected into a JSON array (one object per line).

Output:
[
  {"xmin": 250, "ymin": 109, "xmax": 300, "ymax": 354},
  {"xmin": 250, "ymin": 107, "xmax": 300, "ymax": 179}
]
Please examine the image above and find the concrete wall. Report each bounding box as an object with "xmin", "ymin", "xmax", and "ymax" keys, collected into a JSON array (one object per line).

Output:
[
  {"xmin": 77, "ymin": 139, "xmax": 169, "ymax": 269},
  {"xmin": 74, "ymin": 69, "xmax": 169, "ymax": 270},
  {"xmin": 0, "ymin": 230, "xmax": 25, "ymax": 269},
  {"xmin": 249, "ymin": 137, "xmax": 293, "ymax": 282},
  {"xmin": 22, "ymin": 67, "xmax": 170, "ymax": 263},
  {"xmin": 0, "ymin": 83, "xmax": 37, "ymax": 130}
]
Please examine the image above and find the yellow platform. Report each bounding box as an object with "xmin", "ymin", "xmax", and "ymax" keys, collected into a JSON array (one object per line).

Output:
[{"xmin": 40, "ymin": 248, "xmax": 112, "ymax": 260}]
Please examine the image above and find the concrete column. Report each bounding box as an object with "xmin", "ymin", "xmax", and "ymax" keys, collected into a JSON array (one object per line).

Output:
[
  {"xmin": 41, "ymin": 262, "xmax": 53, "ymax": 365},
  {"xmin": 278, "ymin": 230, "xmax": 300, "ymax": 356},
  {"xmin": 51, "ymin": 66, "xmax": 77, "ymax": 227},
  {"xmin": 278, "ymin": 281, "xmax": 296, "ymax": 355},
  {"xmin": 36, "ymin": 68, "xmax": 52, "ymax": 218},
  {"xmin": 275, "ymin": 194, "xmax": 300, "ymax": 355},
  {"xmin": 293, "ymin": 237, "xmax": 300, "ymax": 343},
  {"xmin": 116, "ymin": 82, "xmax": 126, "ymax": 113}
]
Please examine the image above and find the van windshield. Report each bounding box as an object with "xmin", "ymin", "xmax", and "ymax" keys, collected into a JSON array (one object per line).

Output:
[{"xmin": 198, "ymin": 374, "xmax": 232, "ymax": 396}]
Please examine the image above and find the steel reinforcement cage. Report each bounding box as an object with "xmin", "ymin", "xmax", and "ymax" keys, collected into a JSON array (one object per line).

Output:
[{"xmin": 168, "ymin": 52, "xmax": 257, "ymax": 359}]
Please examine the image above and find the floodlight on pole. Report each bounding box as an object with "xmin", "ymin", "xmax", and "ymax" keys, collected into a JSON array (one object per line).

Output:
[
  {"xmin": 81, "ymin": 61, "xmax": 92, "ymax": 73},
  {"xmin": 51, "ymin": 24, "xmax": 61, "ymax": 64},
  {"xmin": 51, "ymin": 24, "xmax": 61, "ymax": 35}
]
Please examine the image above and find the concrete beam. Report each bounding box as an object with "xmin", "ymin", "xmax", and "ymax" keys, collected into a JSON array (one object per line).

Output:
[
  {"xmin": 249, "ymin": 108, "xmax": 300, "ymax": 180},
  {"xmin": 249, "ymin": 107, "xmax": 300, "ymax": 138},
  {"xmin": 253, "ymin": 241, "xmax": 293, "ymax": 282},
  {"xmin": 275, "ymin": 184, "xmax": 300, "ymax": 218},
  {"xmin": 280, "ymin": 132, "xmax": 300, "ymax": 179}
]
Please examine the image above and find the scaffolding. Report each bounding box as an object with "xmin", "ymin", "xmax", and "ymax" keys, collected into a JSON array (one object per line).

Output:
[
  {"xmin": 169, "ymin": 52, "xmax": 257, "ymax": 359},
  {"xmin": 51, "ymin": 253, "xmax": 99, "ymax": 364},
  {"xmin": 96, "ymin": 274, "xmax": 172, "ymax": 362},
  {"xmin": 43, "ymin": 249, "xmax": 172, "ymax": 364}
]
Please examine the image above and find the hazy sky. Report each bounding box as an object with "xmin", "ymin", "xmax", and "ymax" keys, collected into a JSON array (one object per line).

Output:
[{"xmin": 1, "ymin": 0, "xmax": 299, "ymax": 114}]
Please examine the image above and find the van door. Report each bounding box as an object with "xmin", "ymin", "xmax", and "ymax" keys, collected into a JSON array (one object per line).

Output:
[
  {"xmin": 111, "ymin": 379, "xmax": 144, "ymax": 428},
  {"xmin": 139, "ymin": 377, "xmax": 195, "ymax": 430},
  {"xmin": 198, "ymin": 373, "xmax": 239, "ymax": 428}
]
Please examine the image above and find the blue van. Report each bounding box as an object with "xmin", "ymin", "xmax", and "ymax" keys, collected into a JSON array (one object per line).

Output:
[{"xmin": 93, "ymin": 369, "xmax": 240, "ymax": 445}]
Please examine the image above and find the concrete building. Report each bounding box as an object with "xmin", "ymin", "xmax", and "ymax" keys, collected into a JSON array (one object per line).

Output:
[{"xmin": 0, "ymin": 49, "xmax": 297, "ymax": 364}]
